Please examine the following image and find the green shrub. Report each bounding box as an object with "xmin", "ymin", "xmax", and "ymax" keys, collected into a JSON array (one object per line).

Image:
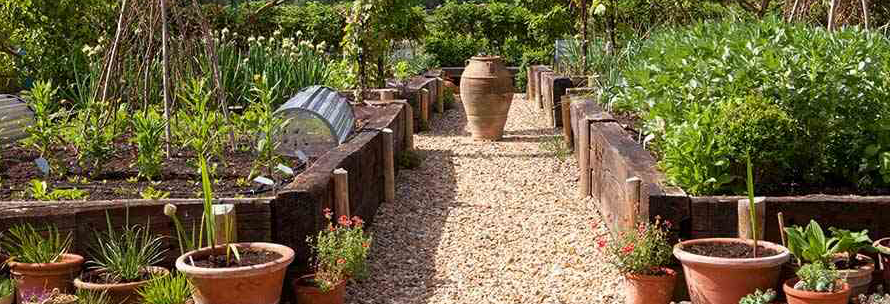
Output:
[
  {"xmin": 615, "ymin": 18, "xmax": 890, "ymax": 194},
  {"xmin": 423, "ymin": 32, "xmax": 488, "ymax": 67}
]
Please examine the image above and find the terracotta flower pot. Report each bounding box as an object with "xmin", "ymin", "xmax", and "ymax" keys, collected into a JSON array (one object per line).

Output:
[
  {"xmin": 874, "ymin": 238, "xmax": 890, "ymax": 291},
  {"xmin": 833, "ymin": 254, "xmax": 873, "ymax": 301},
  {"xmin": 460, "ymin": 55, "xmax": 514, "ymax": 141},
  {"xmin": 783, "ymin": 278, "xmax": 851, "ymax": 304},
  {"xmin": 176, "ymin": 242, "xmax": 294, "ymax": 304},
  {"xmin": 292, "ymin": 274, "xmax": 345, "ymax": 304},
  {"xmin": 624, "ymin": 267, "xmax": 677, "ymax": 304},
  {"xmin": 74, "ymin": 266, "xmax": 169, "ymax": 304},
  {"xmin": 673, "ymin": 238, "xmax": 790, "ymax": 304},
  {"xmin": 8, "ymin": 253, "xmax": 84, "ymax": 303}
]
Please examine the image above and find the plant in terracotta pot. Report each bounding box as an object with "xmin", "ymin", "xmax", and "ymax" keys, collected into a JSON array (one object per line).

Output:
[
  {"xmin": 294, "ymin": 208, "xmax": 372, "ymax": 304},
  {"xmin": 783, "ymin": 262, "xmax": 850, "ymax": 304},
  {"xmin": 0, "ymin": 224, "xmax": 83, "ymax": 303},
  {"xmin": 594, "ymin": 218, "xmax": 676, "ymax": 304},
  {"xmin": 672, "ymin": 156, "xmax": 791, "ymax": 304},
  {"xmin": 739, "ymin": 289, "xmax": 776, "ymax": 304},
  {"xmin": 137, "ymin": 272, "xmax": 193, "ymax": 304},
  {"xmin": 784, "ymin": 221, "xmax": 875, "ymax": 300},
  {"xmin": 172, "ymin": 157, "xmax": 294, "ymax": 304},
  {"xmin": 858, "ymin": 293, "xmax": 890, "ymax": 304},
  {"xmin": 0, "ymin": 276, "xmax": 13, "ymax": 304},
  {"xmin": 19, "ymin": 288, "xmax": 80, "ymax": 304},
  {"xmin": 74, "ymin": 212, "xmax": 168, "ymax": 304}
]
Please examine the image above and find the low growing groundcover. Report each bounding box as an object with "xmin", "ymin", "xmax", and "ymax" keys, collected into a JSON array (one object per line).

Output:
[{"xmin": 609, "ymin": 18, "xmax": 890, "ymax": 196}]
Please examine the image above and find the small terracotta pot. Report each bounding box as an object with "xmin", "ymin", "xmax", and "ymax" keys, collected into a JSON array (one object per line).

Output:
[
  {"xmin": 624, "ymin": 267, "xmax": 677, "ymax": 304},
  {"xmin": 834, "ymin": 254, "xmax": 873, "ymax": 301},
  {"xmin": 673, "ymin": 238, "xmax": 790, "ymax": 304},
  {"xmin": 74, "ymin": 266, "xmax": 169, "ymax": 304},
  {"xmin": 176, "ymin": 242, "xmax": 294, "ymax": 304},
  {"xmin": 783, "ymin": 278, "xmax": 851, "ymax": 304},
  {"xmin": 874, "ymin": 238, "xmax": 890, "ymax": 291},
  {"xmin": 292, "ymin": 274, "xmax": 345, "ymax": 304},
  {"xmin": 8, "ymin": 253, "xmax": 84, "ymax": 303}
]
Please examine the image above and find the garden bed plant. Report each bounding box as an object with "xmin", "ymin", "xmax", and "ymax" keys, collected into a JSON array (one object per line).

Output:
[{"xmin": 601, "ymin": 18, "xmax": 890, "ymax": 196}]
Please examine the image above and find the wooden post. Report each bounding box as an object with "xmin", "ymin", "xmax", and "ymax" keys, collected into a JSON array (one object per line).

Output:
[
  {"xmin": 579, "ymin": 118, "xmax": 591, "ymax": 198},
  {"xmin": 420, "ymin": 88, "xmax": 430, "ymax": 128},
  {"xmin": 213, "ymin": 204, "xmax": 237, "ymax": 245},
  {"xmin": 738, "ymin": 197, "xmax": 766, "ymax": 240},
  {"xmin": 382, "ymin": 128, "xmax": 395, "ymax": 204},
  {"xmin": 404, "ymin": 103, "xmax": 414, "ymax": 151},
  {"xmin": 160, "ymin": 0, "xmax": 172, "ymax": 157},
  {"xmin": 333, "ymin": 168, "xmax": 350, "ymax": 219},
  {"xmin": 625, "ymin": 177, "xmax": 642, "ymax": 229},
  {"xmin": 560, "ymin": 95, "xmax": 573, "ymax": 150},
  {"xmin": 435, "ymin": 78, "xmax": 445, "ymax": 113}
]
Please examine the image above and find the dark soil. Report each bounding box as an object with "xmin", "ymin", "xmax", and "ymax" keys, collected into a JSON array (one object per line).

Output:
[
  {"xmin": 80, "ymin": 269, "xmax": 154, "ymax": 284},
  {"xmin": 683, "ymin": 242, "xmax": 781, "ymax": 259},
  {"xmin": 191, "ymin": 249, "xmax": 282, "ymax": 268},
  {"xmin": 0, "ymin": 138, "xmax": 308, "ymax": 200}
]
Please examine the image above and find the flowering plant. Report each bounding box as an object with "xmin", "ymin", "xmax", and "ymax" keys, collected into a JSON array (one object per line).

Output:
[
  {"xmin": 594, "ymin": 218, "xmax": 673, "ymax": 276},
  {"xmin": 309, "ymin": 209, "xmax": 372, "ymax": 292}
]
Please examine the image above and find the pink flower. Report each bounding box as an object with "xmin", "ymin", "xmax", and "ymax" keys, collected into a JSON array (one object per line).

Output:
[
  {"xmin": 351, "ymin": 216, "xmax": 364, "ymax": 227},
  {"xmin": 323, "ymin": 208, "xmax": 333, "ymax": 219},
  {"xmin": 664, "ymin": 220, "xmax": 672, "ymax": 229},
  {"xmin": 621, "ymin": 244, "xmax": 635, "ymax": 254},
  {"xmin": 338, "ymin": 215, "xmax": 352, "ymax": 227},
  {"xmin": 596, "ymin": 238, "xmax": 607, "ymax": 249}
]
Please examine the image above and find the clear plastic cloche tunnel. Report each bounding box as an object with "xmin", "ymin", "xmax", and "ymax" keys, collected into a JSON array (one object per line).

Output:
[{"xmin": 274, "ymin": 85, "xmax": 355, "ymax": 159}]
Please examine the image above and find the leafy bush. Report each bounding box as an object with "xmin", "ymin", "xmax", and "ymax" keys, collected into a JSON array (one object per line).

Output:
[
  {"xmin": 614, "ymin": 18, "xmax": 890, "ymax": 194},
  {"xmin": 131, "ymin": 108, "xmax": 166, "ymax": 180},
  {"xmin": 423, "ymin": 32, "xmax": 488, "ymax": 67},
  {"xmin": 794, "ymin": 262, "xmax": 841, "ymax": 292},
  {"xmin": 21, "ymin": 81, "xmax": 64, "ymax": 159},
  {"xmin": 594, "ymin": 218, "xmax": 673, "ymax": 275},
  {"xmin": 311, "ymin": 209, "xmax": 372, "ymax": 292}
]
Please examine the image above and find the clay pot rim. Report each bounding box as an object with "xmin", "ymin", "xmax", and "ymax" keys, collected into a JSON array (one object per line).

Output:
[
  {"xmin": 7, "ymin": 253, "xmax": 84, "ymax": 271},
  {"xmin": 875, "ymin": 237, "xmax": 890, "ymax": 248},
  {"xmin": 73, "ymin": 266, "xmax": 169, "ymax": 290},
  {"xmin": 469, "ymin": 55, "xmax": 502, "ymax": 61},
  {"xmin": 833, "ymin": 253, "xmax": 874, "ymax": 273},
  {"xmin": 782, "ymin": 277, "xmax": 851, "ymax": 298},
  {"xmin": 673, "ymin": 238, "xmax": 790, "ymax": 268},
  {"xmin": 175, "ymin": 242, "xmax": 294, "ymax": 279},
  {"xmin": 292, "ymin": 274, "xmax": 345, "ymax": 294},
  {"xmin": 624, "ymin": 267, "xmax": 677, "ymax": 281}
]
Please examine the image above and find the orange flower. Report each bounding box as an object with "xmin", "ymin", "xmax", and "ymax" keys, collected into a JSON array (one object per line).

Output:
[{"xmin": 337, "ymin": 258, "xmax": 346, "ymax": 265}]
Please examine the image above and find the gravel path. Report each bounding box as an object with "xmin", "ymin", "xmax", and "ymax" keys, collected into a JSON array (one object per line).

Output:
[{"xmin": 347, "ymin": 95, "xmax": 621, "ymax": 304}]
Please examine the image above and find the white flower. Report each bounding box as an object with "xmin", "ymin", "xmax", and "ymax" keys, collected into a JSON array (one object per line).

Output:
[
  {"xmin": 81, "ymin": 45, "xmax": 92, "ymax": 54},
  {"xmin": 258, "ymin": 36, "xmax": 265, "ymax": 41},
  {"xmin": 221, "ymin": 28, "xmax": 229, "ymax": 35},
  {"xmin": 248, "ymin": 36, "xmax": 256, "ymax": 43},
  {"xmin": 163, "ymin": 204, "xmax": 177, "ymax": 217},
  {"xmin": 273, "ymin": 30, "xmax": 281, "ymax": 37},
  {"xmin": 296, "ymin": 31, "xmax": 303, "ymax": 37}
]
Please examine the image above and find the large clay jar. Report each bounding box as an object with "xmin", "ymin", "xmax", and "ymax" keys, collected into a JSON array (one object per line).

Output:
[
  {"xmin": 834, "ymin": 254, "xmax": 873, "ymax": 301},
  {"xmin": 460, "ymin": 56, "xmax": 514, "ymax": 141},
  {"xmin": 74, "ymin": 266, "xmax": 169, "ymax": 304},
  {"xmin": 673, "ymin": 238, "xmax": 790, "ymax": 304},
  {"xmin": 783, "ymin": 278, "xmax": 851, "ymax": 304},
  {"xmin": 293, "ymin": 274, "xmax": 345, "ymax": 304},
  {"xmin": 8, "ymin": 253, "xmax": 84, "ymax": 303},
  {"xmin": 624, "ymin": 267, "xmax": 677, "ymax": 304},
  {"xmin": 176, "ymin": 243, "xmax": 295, "ymax": 304}
]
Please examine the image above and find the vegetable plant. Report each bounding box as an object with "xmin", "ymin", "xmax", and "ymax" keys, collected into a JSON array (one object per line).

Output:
[
  {"xmin": 21, "ymin": 80, "xmax": 65, "ymax": 168},
  {"xmin": 0, "ymin": 223, "xmax": 72, "ymax": 264},
  {"xmin": 794, "ymin": 262, "xmax": 842, "ymax": 292},
  {"xmin": 65, "ymin": 98, "xmax": 128, "ymax": 175},
  {"xmin": 784, "ymin": 220, "xmax": 874, "ymax": 266},
  {"xmin": 247, "ymin": 74, "xmax": 290, "ymax": 179},
  {"xmin": 137, "ymin": 272, "xmax": 192, "ymax": 304},
  {"xmin": 131, "ymin": 108, "xmax": 166, "ymax": 180},
  {"xmin": 175, "ymin": 78, "xmax": 226, "ymax": 166},
  {"xmin": 309, "ymin": 208, "xmax": 371, "ymax": 292},
  {"xmin": 88, "ymin": 212, "xmax": 165, "ymax": 283},
  {"xmin": 27, "ymin": 180, "xmax": 88, "ymax": 201}
]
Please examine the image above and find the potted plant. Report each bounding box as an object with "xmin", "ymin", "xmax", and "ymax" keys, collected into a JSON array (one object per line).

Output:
[
  {"xmin": 783, "ymin": 262, "xmax": 850, "ymax": 304},
  {"xmin": 137, "ymin": 272, "xmax": 193, "ymax": 304},
  {"xmin": 73, "ymin": 212, "xmax": 168, "ymax": 304},
  {"xmin": 784, "ymin": 220, "xmax": 875, "ymax": 300},
  {"xmin": 19, "ymin": 289, "xmax": 79, "ymax": 304},
  {"xmin": 858, "ymin": 293, "xmax": 890, "ymax": 304},
  {"xmin": 293, "ymin": 208, "xmax": 371, "ymax": 304},
  {"xmin": 0, "ymin": 276, "xmax": 13, "ymax": 304},
  {"xmin": 594, "ymin": 218, "xmax": 676, "ymax": 304},
  {"xmin": 739, "ymin": 289, "xmax": 776, "ymax": 304},
  {"xmin": 673, "ymin": 156, "xmax": 791, "ymax": 304},
  {"xmin": 874, "ymin": 238, "xmax": 890, "ymax": 295},
  {"xmin": 0, "ymin": 224, "xmax": 84, "ymax": 303},
  {"xmin": 172, "ymin": 157, "xmax": 294, "ymax": 304}
]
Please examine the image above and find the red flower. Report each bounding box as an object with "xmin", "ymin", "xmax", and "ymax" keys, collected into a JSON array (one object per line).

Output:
[
  {"xmin": 621, "ymin": 244, "xmax": 635, "ymax": 254},
  {"xmin": 664, "ymin": 220, "xmax": 673, "ymax": 229},
  {"xmin": 328, "ymin": 225, "xmax": 336, "ymax": 232},
  {"xmin": 352, "ymin": 216, "xmax": 364, "ymax": 227},
  {"xmin": 323, "ymin": 208, "xmax": 333, "ymax": 219},
  {"xmin": 596, "ymin": 238, "xmax": 607, "ymax": 249},
  {"xmin": 338, "ymin": 215, "xmax": 352, "ymax": 227},
  {"xmin": 337, "ymin": 258, "xmax": 346, "ymax": 265},
  {"xmin": 589, "ymin": 220, "xmax": 600, "ymax": 230},
  {"xmin": 362, "ymin": 242, "xmax": 370, "ymax": 248}
]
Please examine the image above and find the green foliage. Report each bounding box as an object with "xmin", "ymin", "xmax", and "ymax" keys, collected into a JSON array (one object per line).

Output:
[
  {"xmin": 20, "ymin": 80, "xmax": 64, "ymax": 159},
  {"xmin": 596, "ymin": 219, "xmax": 673, "ymax": 275},
  {"xmin": 28, "ymin": 180, "xmax": 88, "ymax": 201},
  {"xmin": 540, "ymin": 136, "xmax": 570, "ymax": 161},
  {"xmin": 140, "ymin": 186, "xmax": 170, "ymax": 200},
  {"xmin": 64, "ymin": 95, "xmax": 128, "ymax": 174},
  {"xmin": 794, "ymin": 262, "xmax": 841, "ymax": 293},
  {"xmin": 275, "ymin": 3, "xmax": 349, "ymax": 52},
  {"xmin": 137, "ymin": 272, "xmax": 193, "ymax": 304},
  {"xmin": 396, "ymin": 150, "xmax": 422, "ymax": 170},
  {"xmin": 75, "ymin": 289, "xmax": 110, "ymax": 304},
  {"xmin": 859, "ymin": 293, "xmax": 890, "ymax": 304},
  {"xmin": 739, "ymin": 289, "xmax": 776, "ymax": 304},
  {"xmin": 131, "ymin": 109, "xmax": 166, "ymax": 180},
  {"xmin": 311, "ymin": 209, "xmax": 371, "ymax": 292},
  {"xmin": 615, "ymin": 19, "xmax": 890, "ymax": 194},
  {"xmin": 423, "ymin": 32, "xmax": 488, "ymax": 67},
  {"xmin": 784, "ymin": 220, "xmax": 874, "ymax": 266},
  {"xmin": 0, "ymin": 276, "xmax": 11, "ymax": 298},
  {"xmin": 442, "ymin": 85, "xmax": 456, "ymax": 110},
  {"xmin": 0, "ymin": 223, "xmax": 72, "ymax": 264},
  {"xmin": 89, "ymin": 212, "xmax": 165, "ymax": 283},
  {"xmin": 175, "ymin": 78, "xmax": 226, "ymax": 163},
  {"xmin": 247, "ymin": 74, "xmax": 289, "ymax": 179}
]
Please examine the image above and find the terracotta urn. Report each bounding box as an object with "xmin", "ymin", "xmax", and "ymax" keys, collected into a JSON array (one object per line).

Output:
[
  {"xmin": 624, "ymin": 267, "xmax": 677, "ymax": 304},
  {"xmin": 460, "ymin": 55, "xmax": 514, "ymax": 141},
  {"xmin": 8, "ymin": 253, "xmax": 84, "ymax": 303},
  {"xmin": 673, "ymin": 238, "xmax": 790, "ymax": 304},
  {"xmin": 783, "ymin": 278, "xmax": 851, "ymax": 304},
  {"xmin": 176, "ymin": 242, "xmax": 294, "ymax": 304},
  {"xmin": 292, "ymin": 274, "xmax": 346, "ymax": 304},
  {"xmin": 74, "ymin": 266, "xmax": 169, "ymax": 304}
]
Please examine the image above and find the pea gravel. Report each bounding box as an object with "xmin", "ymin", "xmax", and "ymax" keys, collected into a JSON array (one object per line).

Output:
[{"xmin": 346, "ymin": 95, "xmax": 623, "ymax": 303}]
